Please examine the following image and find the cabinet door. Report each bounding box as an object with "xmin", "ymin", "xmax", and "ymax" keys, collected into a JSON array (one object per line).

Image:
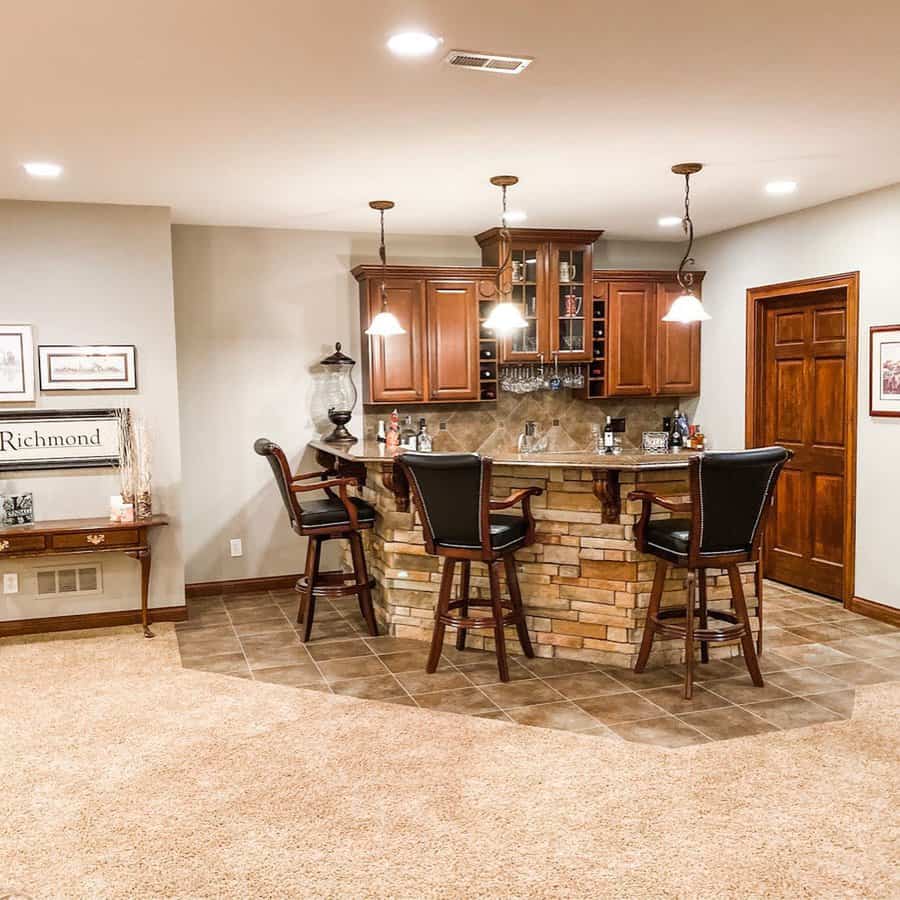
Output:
[
  {"xmin": 549, "ymin": 242, "xmax": 592, "ymax": 362},
  {"xmin": 500, "ymin": 242, "xmax": 547, "ymax": 362},
  {"xmin": 366, "ymin": 278, "xmax": 426, "ymax": 403},
  {"xmin": 607, "ymin": 282, "xmax": 655, "ymax": 396},
  {"xmin": 426, "ymin": 281, "xmax": 479, "ymax": 401},
  {"xmin": 656, "ymin": 283, "xmax": 701, "ymax": 395}
]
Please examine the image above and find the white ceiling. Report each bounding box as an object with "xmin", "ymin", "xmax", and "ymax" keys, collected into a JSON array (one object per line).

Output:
[{"xmin": 3, "ymin": 0, "xmax": 899, "ymax": 239}]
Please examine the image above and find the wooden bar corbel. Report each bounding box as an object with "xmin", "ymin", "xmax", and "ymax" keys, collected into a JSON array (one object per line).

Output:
[
  {"xmin": 381, "ymin": 462, "xmax": 410, "ymax": 512},
  {"xmin": 591, "ymin": 468, "xmax": 621, "ymax": 524},
  {"xmin": 315, "ymin": 448, "xmax": 367, "ymax": 488}
]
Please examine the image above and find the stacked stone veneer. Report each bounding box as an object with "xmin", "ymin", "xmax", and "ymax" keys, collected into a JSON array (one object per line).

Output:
[{"xmin": 352, "ymin": 463, "xmax": 758, "ymax": 669}]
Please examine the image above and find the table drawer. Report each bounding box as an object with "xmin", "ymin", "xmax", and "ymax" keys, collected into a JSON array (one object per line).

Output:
[
  {"xmin": 50, "ymin": 529, "xmax": 140, "ymax": 551},
  {"xmin": 0, "ymin": 534, "xmax": 47, "ymax": 554}
]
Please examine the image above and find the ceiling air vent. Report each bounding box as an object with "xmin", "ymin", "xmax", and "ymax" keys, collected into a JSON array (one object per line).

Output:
[{"xmin": 444, "ymin": 50, "xmax": 533, "ymax": 75}]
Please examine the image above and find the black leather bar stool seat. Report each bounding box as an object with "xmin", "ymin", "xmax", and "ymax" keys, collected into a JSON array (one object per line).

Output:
[
  {"xmin": 254, "ymin": 438, "xmax": 378, "ymax": 642},
  {"xmin": 397, "ymin": 452, "xmax": 542, "ymax": 683},
  {"xmin": 629, "ymin": 447, "xmax": 792, "ymax": 699}
]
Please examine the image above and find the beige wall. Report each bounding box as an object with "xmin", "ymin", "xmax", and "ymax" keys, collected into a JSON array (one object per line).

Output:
[
  {"xmin": 694, "ymin": 183, "xmax": 900, "ymax": 609},
  {"xmin": 172, "ymin": 226, "xmax": 679, "ymax": 585},
  {"xmin": 0, "ymin": 200, "xmax": 184, "ymax": 620}
]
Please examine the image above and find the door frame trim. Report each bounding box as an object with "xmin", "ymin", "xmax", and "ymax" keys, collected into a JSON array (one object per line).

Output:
[{"xmin": 745, "ymin": 271, "xmax": 859, "ymax": 607}]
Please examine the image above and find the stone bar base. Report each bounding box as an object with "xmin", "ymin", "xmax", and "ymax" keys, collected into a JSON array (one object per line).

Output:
[{"xmin": 347, "ymin": 462, "xmax": 758, "ymax": 670}]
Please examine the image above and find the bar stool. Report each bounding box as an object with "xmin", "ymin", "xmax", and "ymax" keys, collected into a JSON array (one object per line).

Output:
[
  {"xmin": 397, "ymin": 452, "xmax": 542, "ymax": 683},
  {"xmin": 628, "ymin": 447, "xmax": 791, "ymax": 699},
  {"xmin": 254, "ymin": 439, "xmax": 378, "ymax": 641}
]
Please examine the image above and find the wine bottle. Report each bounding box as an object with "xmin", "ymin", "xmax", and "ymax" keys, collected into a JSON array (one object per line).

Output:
[{"xmin": 603, "ymin": 416, "xmax": 615, "ymax": 454}]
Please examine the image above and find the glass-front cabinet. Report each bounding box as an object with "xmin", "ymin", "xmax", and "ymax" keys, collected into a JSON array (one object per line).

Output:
[{"xmin": 475, "ymin": 228, "xmax": 600, "ymax": 364}]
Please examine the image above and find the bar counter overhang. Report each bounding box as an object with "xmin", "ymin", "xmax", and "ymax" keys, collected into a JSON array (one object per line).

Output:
[{"xmin": 308, "ymin": 440, "xmax": 758, "ymax": 668}]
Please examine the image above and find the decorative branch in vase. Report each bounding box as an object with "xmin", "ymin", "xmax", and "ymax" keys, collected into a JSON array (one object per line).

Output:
[{"xmin": 116, "ymin": 408, "xmax": 153, "ymax": 519}]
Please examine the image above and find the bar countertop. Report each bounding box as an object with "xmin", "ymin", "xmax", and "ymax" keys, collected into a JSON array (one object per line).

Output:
[{"xmin": 309, "ymin": 439, "xmax": 698, "ymax": 471}]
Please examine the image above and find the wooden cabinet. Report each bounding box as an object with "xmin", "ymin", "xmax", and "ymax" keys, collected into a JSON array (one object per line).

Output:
[
  {"xmin": 475, "ymin": 229, "xmax": 602, "ymax": 364},
  {"xmin": 656, "ymin": 282, "xmax": 701, "ymax": 395},
  {"xmin": 354, "ymin": 265, "xmax": 496, "ymax": 404},
  {"xmin": 426, "ymin": 281, "xmax": 480, "ymax": 401},
  {"xmin": 363, "ymin": 277, "xmax": 426, "ymax": 403},
  {"xmin": 607, "ymin": 282, "xmax": 656, "ymax": 395},
  {"xmin": 592, "ymin": 271, "xmax": 704, "ymax": 398}
]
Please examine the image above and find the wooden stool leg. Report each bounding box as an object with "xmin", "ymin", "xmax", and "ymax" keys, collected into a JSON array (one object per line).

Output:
[
  {"xmin": 427, "ymin": 559, "xmax": 455, "ymax": 673},
  {"xmin": 755, "ymin": 553, "xmax": 764, "ymax": 656},
  {"xmin": 349, "ymin": 531, "xmax": 378, "ymax": 637},
  {"xmin": 455, "ymin": 560, "xmax": 471, "ymax": 651},
  {"xmin": 635, "ymin": 561, "xmax": 666, "ymax": 673},
  {"xmin": 488, "ymin": 559, "xmax": 510, "ymax": 682},
  {"xmin": 684, "ymin": 570, "xmax": 696, "ymax": 700},
  {"xmin": 698, "ymin": 568, "xmax": 709, "ymax": 664},
  {"xmin": 300, "ymin": 536, "xmax": 322, "ymax": 642},
  {"xmin": 729, "ymin": 564, "xmax": 764, "ymax": 687},
  {"xmin": 504, "ymin": 554, "xmax": 534, "ymax": 658}
]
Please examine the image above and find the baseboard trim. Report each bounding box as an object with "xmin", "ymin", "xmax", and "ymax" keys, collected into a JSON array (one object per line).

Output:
[
  {"xmin": 185, "ymin": 574, "xmax": 302, "ymax": 598},
  {"xmin": 847, "ymin": 595, "xmax": 900, "ymax": 627},
  {"xmin": 0, "ymin": 604, "xmax": 188, "ymax": 638}
]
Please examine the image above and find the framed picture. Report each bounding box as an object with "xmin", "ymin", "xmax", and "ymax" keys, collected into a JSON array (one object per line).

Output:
[
  {"xmin": 0, "ymin": 409, "xmax": 121, "ymax": 472},
  {"xmin": 870, "ymin": 325, "xmax": 900, "ymax": 418},
  {"xmin": 38, "ymin": 344, "xmax": 137, "ymax": 391},
  {"xmin": 0, "ymin": 325, "xmax": 35, "ymax": 402}
]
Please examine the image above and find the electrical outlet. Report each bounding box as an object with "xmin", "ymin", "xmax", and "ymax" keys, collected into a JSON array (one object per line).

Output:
[
  {"xmin": 3, "ymin": 573, "xmax": 19, "ymax": 594},
  {"xmin": 229, "ymin": 539, "xmax": 243, "ymax": 558}
]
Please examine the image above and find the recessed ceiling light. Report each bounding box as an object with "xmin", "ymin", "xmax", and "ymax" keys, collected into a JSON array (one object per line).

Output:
[
  {"xmin": 23, "ymin": 161, "xmax": 63, "ymax": 179},
  {"xmin": 765, "ymin": 180, "xmax": 797, "ymax": 195},
  {"xmin": 503, "ymin": 209, "xmax": 527, "ymax": 224},
  {"xmin": 658, "ymin": 215, "xmax": 682, "ymax": 227},
  {"xmin": 387, "ymin": 31, "xmax": 442, "ymax": 57}
]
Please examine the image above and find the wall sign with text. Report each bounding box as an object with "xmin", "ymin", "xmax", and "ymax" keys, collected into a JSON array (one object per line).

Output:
[{"xmin": 0, "ymin": 409, "xmax": 121, "ymax": 471}]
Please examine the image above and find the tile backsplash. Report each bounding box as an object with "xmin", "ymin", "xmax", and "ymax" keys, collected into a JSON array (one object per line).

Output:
[{"xmin": 364, "ymin": 392, "xmax": 688, "ymax": 454}]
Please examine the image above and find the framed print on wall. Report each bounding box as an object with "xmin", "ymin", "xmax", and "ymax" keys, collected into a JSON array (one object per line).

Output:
[
  {"xmin": 38, "ymin": 344, "xmax": 137, "ymax": 391},
  {"xmin": 0, "ymin": 325, "xmax": 35, "ymax": 402},
  {"xmin": 870, "ymin": 325, "xmax": 900, "ymax": 417}
]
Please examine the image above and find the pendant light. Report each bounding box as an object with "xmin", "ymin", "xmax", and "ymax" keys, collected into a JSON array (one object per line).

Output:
[
  {"xmin": 365, "ymin": 200, "xmax": 407, "ymax": 337},
  {"xmin": 662, "ymin": 163, "xmax": 711, "ymax": 324},
  {"xmin": 483, "ymin": 175, "xmax": 528, "ymax": 335}
]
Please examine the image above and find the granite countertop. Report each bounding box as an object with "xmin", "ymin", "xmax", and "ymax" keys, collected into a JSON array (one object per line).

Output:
[{"xmin": 309, "ymin": 439, "xmax": 698, "ymax": 471}]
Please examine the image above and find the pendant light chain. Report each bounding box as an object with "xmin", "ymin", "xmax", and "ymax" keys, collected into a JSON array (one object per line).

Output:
[
  {"xmin": 379, "ymin": 206, "xmax": 388, "ymax": 309},
  {"xmin": 677, "ymin": 172, "xmax": 696, "ymax": 294}
]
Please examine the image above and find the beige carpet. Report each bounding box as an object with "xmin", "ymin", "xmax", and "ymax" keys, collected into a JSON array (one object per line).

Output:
[{"xmin": 1, "ymin": 627, "xmax": 898, "ymax": 900}]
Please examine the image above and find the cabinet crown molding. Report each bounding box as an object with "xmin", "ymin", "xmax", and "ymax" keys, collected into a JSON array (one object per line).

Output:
[
  {"xmin": 351, "ymin": 264, "xmax": 498, "ymax": 282},
  {"xmin": 593, "ymin": 269, "xmax": 706, "ymax": 283},
  {"xmin": 474, "ymin": 227, "xmax": 605, "ymax": 247}
]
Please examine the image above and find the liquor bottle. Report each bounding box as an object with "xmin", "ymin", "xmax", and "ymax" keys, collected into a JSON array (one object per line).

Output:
[
  {"xmin": 481, "ymin": 366, "xmax": 494, "ymax": 379},
  {"xmin": 376, "ymin": 420, "xmax": 387, "ymax": 444},
  {"xmin": 386, "ymin": 409, "xmax": 400, "ymax": 450},
  {"xmin": 400, "ymin": 415, "xmax": 417, "ymax": 450},
  {"xmin": 603, "ymin": 416, "xmax": 615, "ymax": 454},
  {"xmin": 670, "ymin": 411, "xmax": 684, "ymax": 451},
  {"xmin": 693, "ymin": 425, "xmax": 706, "ymax": 451},
  {"xmin": 480, "ymin": 347, "xmax": 494, "ymax": 360},
  {"xmin": 415, "ymin": 418, "xmax": 432, "ymax": 452}
]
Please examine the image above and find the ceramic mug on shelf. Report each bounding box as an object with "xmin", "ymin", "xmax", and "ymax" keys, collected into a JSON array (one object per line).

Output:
[{"xmin": 559, "ymin": 261, "xmax": 573, "ymax": 283}]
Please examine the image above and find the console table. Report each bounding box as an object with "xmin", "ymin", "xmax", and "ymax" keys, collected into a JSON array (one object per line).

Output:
[{"xmin": 0, "ymin": 515, "xmax": 168, "ymax": 638}]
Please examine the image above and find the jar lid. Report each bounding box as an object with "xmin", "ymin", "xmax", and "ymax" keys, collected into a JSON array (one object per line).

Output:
[{"xmin": 321, "ymin": 342, "xmax": 356, "ymax": 366}]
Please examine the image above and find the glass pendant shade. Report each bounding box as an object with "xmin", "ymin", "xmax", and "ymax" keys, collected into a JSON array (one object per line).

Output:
[
  {"xmin": 365, "ymin": 310, "xmax": 406, "ymax": 337},
  {"xmin": 483, "ymin": 301, "xmax": 528, "ymax": 335},
  {"xmin": 661, "ymin": 291, "xmax": 711, "ymax": 323}
]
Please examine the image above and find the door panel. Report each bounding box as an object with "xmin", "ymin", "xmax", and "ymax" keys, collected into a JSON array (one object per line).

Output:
[
  {"xmin": 760, "ymin": 291, "xmax": 847, "ymax": 599},
  {"xmin": 426, "ymin": 281, "xmax": 479, "ymax": 401},
  {"xmin": 656, "ymin": 283, "xmax": 701, "ymax": 395},
  {"xmin": 366, "ymin": 278, "xmax": 426, "ymax": 403},
  {"xmin": 607, "ymin": 282, "xmax": 654, "ymax": 396}
]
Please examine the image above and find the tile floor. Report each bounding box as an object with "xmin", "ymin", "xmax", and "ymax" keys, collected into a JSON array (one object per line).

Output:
[{"xmin": 176, "ymin": 582, "xmax": 900, "ymax": 749}]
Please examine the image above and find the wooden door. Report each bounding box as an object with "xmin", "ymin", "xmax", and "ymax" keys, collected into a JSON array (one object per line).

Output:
[
  {"xmin": 760, "ymin": 291, "xmax": 848, "ymax": 598},
  {"xmin": 606, "ymin": 282, "xmax": 655, "ymax": 396},
  {"xmin": 426, "ymin": 281, "xmax": 479, "ymax": 401},
  {"xmin": 656, "ymin": 283, "xmax": 701, "ymax": 395},
  {"xmin": 500, "ymin": 241, "xmax": 547, "ymax": 363},
  {"xmin": 549, "ymin": 241, "xmax": 593, "ymax": 362},
  {"xmin": 365, "ymin": 278, "xmax": 426, "ymax": 403}
]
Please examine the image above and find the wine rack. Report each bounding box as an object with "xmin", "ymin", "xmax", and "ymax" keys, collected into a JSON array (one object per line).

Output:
[
  {"xmin": 478, "ymin": 300, "xmax": 499, "ymax": 401},
  {"xmin": 586, "ymin": 281, "xmax": 607, "ymax": 398}
]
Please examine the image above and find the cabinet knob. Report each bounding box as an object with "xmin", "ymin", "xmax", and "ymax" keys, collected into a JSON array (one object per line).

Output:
[
  {"xmin": 0, "ymin": 539, "xmax": 9, "ymax": 552},
  {"xmin": 86, "ymin": 533, "xmax": 106, "ymax": 545}
]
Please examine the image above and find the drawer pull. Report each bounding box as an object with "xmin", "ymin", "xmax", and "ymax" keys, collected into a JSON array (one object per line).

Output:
[
  {"xmin": 86, "ymin": 533, "xmax": 106, "ymax": 545},
  {"xmin": 0, "ymin": 539, "xmax": 9, "ymax": 552}
]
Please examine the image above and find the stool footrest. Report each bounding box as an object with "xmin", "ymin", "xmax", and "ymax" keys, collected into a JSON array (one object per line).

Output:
[
  {"xmin": 297, "ymin": 570, "xmax": 375, "ymax": 598},
  {"xmin": 652, "ymin": 605, "xmax": 746, "ymax": 641}
]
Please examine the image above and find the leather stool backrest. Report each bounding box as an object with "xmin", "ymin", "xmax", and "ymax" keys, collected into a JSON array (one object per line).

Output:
[
  {"xmin": 254, "ymin": 438, "xmax": 301, "ymax": 531},
  {"xmin": 692, "ymin": 447, "xmax": 791, "ymax": 556},
  {"xmin": 398, "ymin": 453, "xmax": 487, "ymax": 551}
]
